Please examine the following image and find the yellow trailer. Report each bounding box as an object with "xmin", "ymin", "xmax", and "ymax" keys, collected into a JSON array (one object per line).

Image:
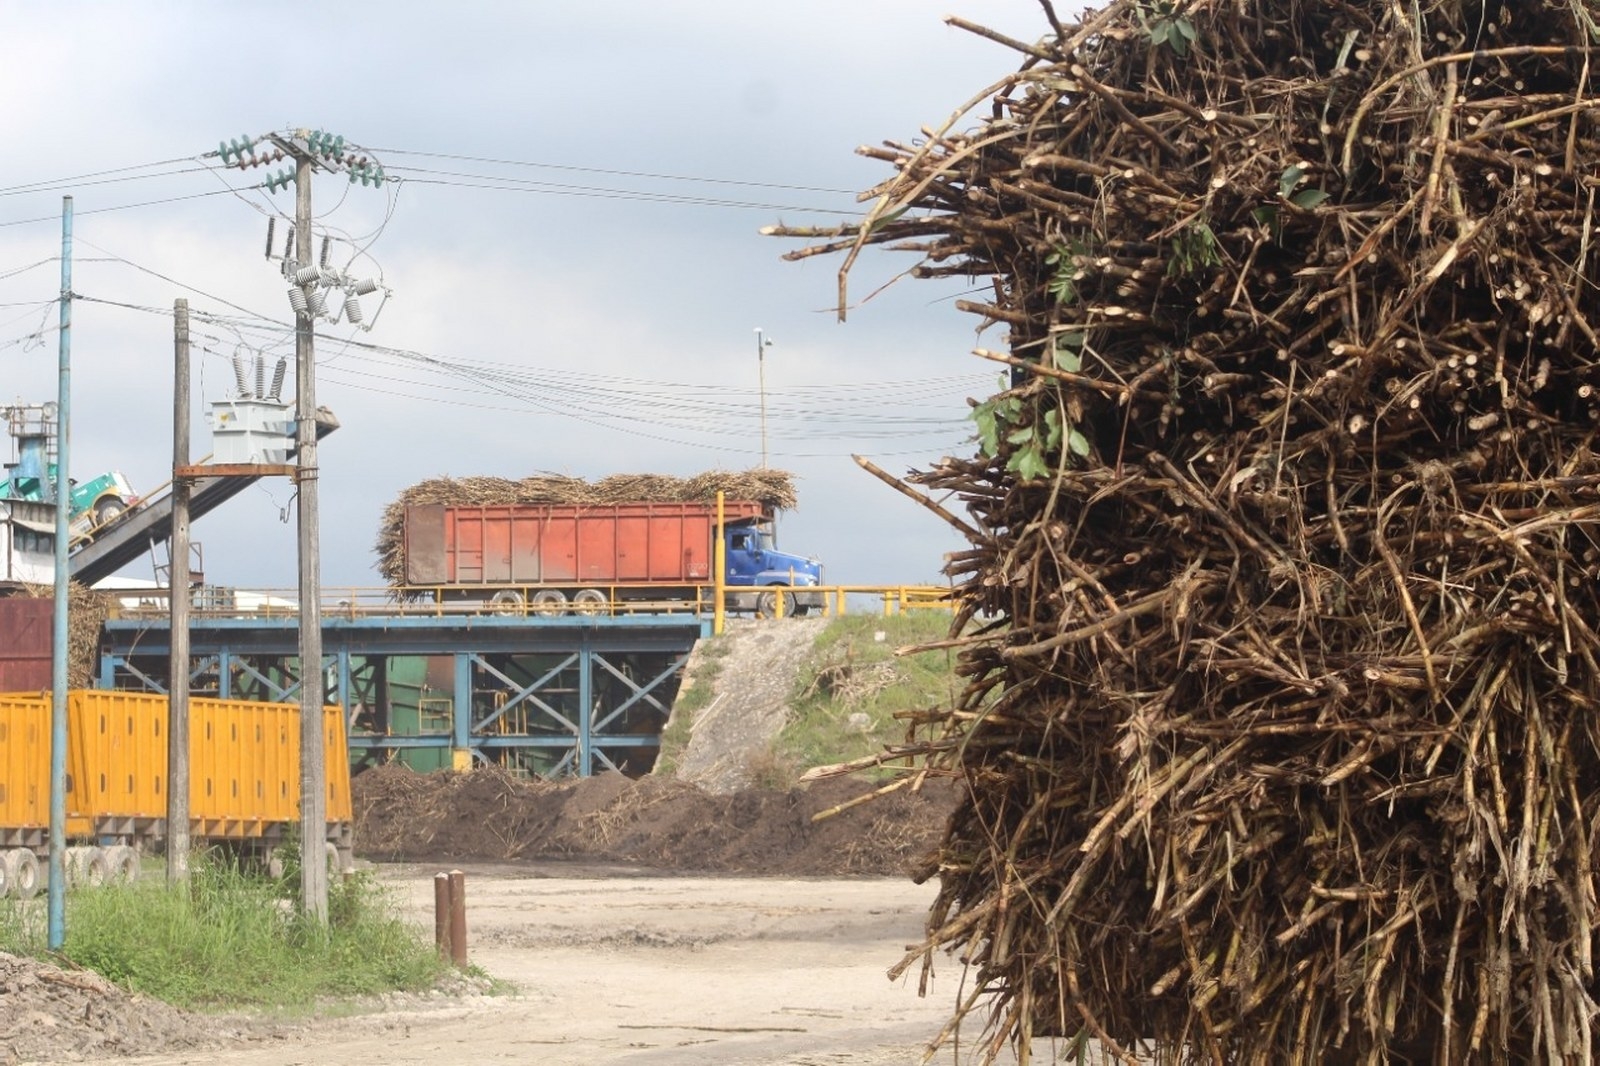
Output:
[{"xmin": 0, "ymin": 690, "xmax": 353, "ymax": 899}]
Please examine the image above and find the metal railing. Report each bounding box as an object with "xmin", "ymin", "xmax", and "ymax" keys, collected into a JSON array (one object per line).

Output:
[{"xmin": 106, "ymin": 583, "xmax": 956, "ymax": 622}]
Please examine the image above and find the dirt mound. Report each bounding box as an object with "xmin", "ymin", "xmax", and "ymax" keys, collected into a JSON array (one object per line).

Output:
[
  {"xmin": 353, "ymin": 764, "xmax": 957, "ymax": 877},
  {"xmin": 0, "ymin": 951, "xmax": 224, "ymax": 1063}
]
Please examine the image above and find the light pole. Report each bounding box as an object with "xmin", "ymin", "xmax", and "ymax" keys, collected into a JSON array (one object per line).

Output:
[{"xmin": 754, "ymin": 328, "xmax": 773, "ymax": 468}]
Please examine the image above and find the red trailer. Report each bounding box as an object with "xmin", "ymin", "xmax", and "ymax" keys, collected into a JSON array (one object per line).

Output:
[{"xmin": 400, "ymin": 499, "xmax": 824, "ymax": 615}]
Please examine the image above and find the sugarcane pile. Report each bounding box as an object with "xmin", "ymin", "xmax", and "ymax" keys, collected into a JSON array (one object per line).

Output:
[
  {"xmin": 771, "ymin": 0, "xmax": 1600, "ymax": 1061},
  {"xmin": 373, "ymin": 469, "xmax": 798, "ymax": 586}
]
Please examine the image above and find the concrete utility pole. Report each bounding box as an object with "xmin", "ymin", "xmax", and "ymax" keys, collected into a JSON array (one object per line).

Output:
[
  {"xmin": 222, "ymin": 126, "xmax": 384, "ymax": 918},
  {"xmin": 292, "ymin": 148, "xmax": 328, "ymax": 922},
  {"xmin": 168, "ymin": 298, "xmax": 191, "ymax": 885}
]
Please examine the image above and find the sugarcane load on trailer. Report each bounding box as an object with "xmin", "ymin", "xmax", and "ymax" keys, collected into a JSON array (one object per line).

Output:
[{"xmin": 376, "ymin": 469, "xmax": 824, "ymax": 616}]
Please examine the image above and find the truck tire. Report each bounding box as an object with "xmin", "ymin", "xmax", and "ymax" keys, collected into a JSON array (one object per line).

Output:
[
  {"xmin": 4, "ymin": 849, "xmax": 41, "ymax": 900},
  {"xmin": 488, "ymin": 589, "xmax": 525, "ymax": 616},
  {"xmin": 66, "ymin": 846, "xmax": 108, "ymax": 889},
  {"xmin": 93, "ymin": 497, "xmax": 126, "ymax": 525},
  {"xmin": 571, "ymin": 589, "xmax": 608, "ymax": 616},
  {"xmin": 530, "ymin": 589, "xmax": 568, "ymax": 615},
  {"xmin": 103, "ymin": 844, "xmax": 140, "ymax": 883},
  {"xmin": 756, "ymin": 589, "xmax": 795, "ymax": 619}
]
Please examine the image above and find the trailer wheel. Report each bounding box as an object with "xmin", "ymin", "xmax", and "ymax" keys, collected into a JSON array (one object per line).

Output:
[
  {"xmin": 103, "ymin": 845, "xmax": 140, "ymax": 883},
  {"xmin": 530, "ymin": 589, "xmax": 568, "ymax": 616},
  {"xmin": 488, "ymin": 590, "xmax": 525, "ymax": 616},
  {"xmin": 571, "ymin": 589, "xmax": 608, "ymax": 616},
  {"xmin": 4, "ymin": 850, "xmax": 40, "ymax": 900},
  {"xmin": 66, "ymin": 846, "xmax": 109, "ymax": 889}
]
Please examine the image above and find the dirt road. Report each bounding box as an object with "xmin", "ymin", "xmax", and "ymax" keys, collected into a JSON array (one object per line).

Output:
[{"xmin": 119, "ymin": 863, "xmax": 1030, "ymax": 1066}]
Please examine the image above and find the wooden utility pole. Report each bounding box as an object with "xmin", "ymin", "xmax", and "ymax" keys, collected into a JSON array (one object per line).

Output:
[
  {"xmin": 292, "ymin": 148, "xmax": 329, "ymax": 921},
  {"xmin": 167, "ymin": 298, "xmax": 191, "ymax": 885}
]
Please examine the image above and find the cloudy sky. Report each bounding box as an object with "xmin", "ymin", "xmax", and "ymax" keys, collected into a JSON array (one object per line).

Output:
[{"xmin": 0, "ymin": 2, "xmax": 1048, "ymax": 595}]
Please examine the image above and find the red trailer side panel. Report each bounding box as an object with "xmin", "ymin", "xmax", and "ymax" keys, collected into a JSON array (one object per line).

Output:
[
  {"xmin": 0, "ymin": 597, "xmax": 52, "ymax": 690},
  {"xmin": 404, "ymin": 500, "xmax": 766, "ymax": 588}
]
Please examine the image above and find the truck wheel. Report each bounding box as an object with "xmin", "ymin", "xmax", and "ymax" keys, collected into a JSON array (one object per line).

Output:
[
  {"xmin": 488, "ymin": 590, "xmax": 524, "ymax": 616},
  {"xmin": 68, "ymin": 846, "xmax": 109, "ymax": 889},
  {"xmin": 4, "ymin": 849, "xmax": 40, "ymax": 900},
  {"xmin": 571, "ymin": 589, "xmax": 608, "ymax": 616},
  {"xmin": 756, "ymin": 590, "xmax": 795, "ymax": 619},
  {"xmin": 103, "ymin": 845, "xmax": 140, "ymax": 883},
  {"xmin": 93, "ymin": 497, "xmax": 126, "ymax": 524},
  {"xmin": 530, "ymin": 589, "xmax": 568, "ymax": 616}
]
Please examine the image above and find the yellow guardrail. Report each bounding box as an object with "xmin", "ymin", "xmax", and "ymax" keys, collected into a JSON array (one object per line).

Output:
[{"xmin": 108, "ymin": 584, "xmax": 957, "ymax": 622}]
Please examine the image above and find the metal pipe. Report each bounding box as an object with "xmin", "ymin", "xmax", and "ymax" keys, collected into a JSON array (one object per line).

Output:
[
  {"xmin": 447, "ymin": 869, "xmax": 468, "ymax": 968},
  {"xmin": 433, "ymin": 872, "xmax": 450, "ymax": 959},
  {"xmin": 713, "ymin": 492, "xmax": 726, "ymax": 636},
  {"xmin": 47, "ymin": 196, "xmax": 72, "ymax": 949}
]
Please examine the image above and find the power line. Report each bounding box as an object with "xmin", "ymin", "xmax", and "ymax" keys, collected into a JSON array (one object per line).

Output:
[
  {"xmin": 370, "ymin": 147, "xmax": 858, "ymax": 196},
  {"xmin": 0, "ymin": 158, "xmax": 200, "ymax": 197},
  {"xmin": 390, "ymin": 172, "xmax": 849, "ymax": 215},
  {"xmin": 0, "ymin": 188, "xmax": 239, "ymax": 230}
]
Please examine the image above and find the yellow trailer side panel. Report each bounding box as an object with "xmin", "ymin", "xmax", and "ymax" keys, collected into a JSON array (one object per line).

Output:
[
  {"xmin": 0, "ymin": 692, "xmax": 351, "ymax": 838},
  {"xmin": 0, "ymin": 695, "xmax": 91, "ymax": 836}
]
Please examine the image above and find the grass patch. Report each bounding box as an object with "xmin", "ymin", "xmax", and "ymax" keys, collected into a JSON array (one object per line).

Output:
[
  {"xmin": 654, "ymin": 634, "xmax": 733, "ymax": 774},
  {"xmin": 773, "ymin": 612, "xmax": 961, "ymax": 782},
  {"xmin": 0, "ymin": 852, "xmax": 450, "ymax": 1010}
]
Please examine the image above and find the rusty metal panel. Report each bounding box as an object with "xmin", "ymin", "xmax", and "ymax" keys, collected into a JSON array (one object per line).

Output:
[
  {"xmin": 537, "ymin": 509, "xmax": 576, "ymax": 581},
  {"xmin": 402, "ymin": 505, "xmax": 449, "ymax": 585},
  {"xmin": 576, "ymin": 511, "xmax": 618, "ymax": 581},
  {"xmin": 508, "ymin": 510, "xmax": 543, "ymax": 583},
  {"xmin": 0, "ymin": 598, "xmax": 52, "ymax": 691}
]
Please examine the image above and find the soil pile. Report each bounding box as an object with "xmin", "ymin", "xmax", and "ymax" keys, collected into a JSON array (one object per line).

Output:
[
  {"xmin": 0, "ymin": 951, "xmax": 224, "ymax": 1063},
  {"xmin": 773, "ymin": 0, "xmax": 1600, "ymax": 1061},
  {"xmin": 373, "ymin": 468, "xmax": 798, "ymax": 586},
  {"xmin": 353, "ymin": 764, "xmax": 956, "ymax": 877}
]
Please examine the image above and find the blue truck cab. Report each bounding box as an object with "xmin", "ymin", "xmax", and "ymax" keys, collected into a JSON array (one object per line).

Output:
[{"xmin": 722, "ymin": 517, "xmax": 824, "ymax": 616}]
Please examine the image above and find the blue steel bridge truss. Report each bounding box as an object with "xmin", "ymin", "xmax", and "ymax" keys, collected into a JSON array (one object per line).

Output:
[{"xmin": 98, "ymin": 613, "xmax": 707, "ymax": 777}]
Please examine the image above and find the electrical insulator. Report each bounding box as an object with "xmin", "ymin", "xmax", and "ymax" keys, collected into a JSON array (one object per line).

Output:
[
  {"xmin": 353, "ymin": 277, "xmax": 380, "ymax": 295},
  {"xmin": 254, "ymin": 354, "xmax": 266, "ymax": 399},
  {"xmin": 293, "ymin": 265, "xmax": 322, "ymax": 286},
  {"xmin": 263, "ymin": 168, "xmax": 293, "ymax": 194},
  {"xmin": 343, "ymin": 295, "xmax": 363, "ymax": 325},
  {"xmin": 264, "ymin": 217, "xmax": 276, "ymax": 260},
  {"xmin": 283, "ymin": 226, "xmax": 294, "ymax": 259},
  {"xmin": 319, "ymin": 236, "xmax": 330, "ymax": 268},
  {"xmin": 307, "ymin": 290, "xmax": 327, "ymax": 317},
  {"xmin": 268, "ymin": 357, "xmax": 287, "ymax": 402},
  {"xmin": 287, "ymin": 286, "xmax": 309, "ymax": 317},
  {"xmin": 232, "ymin": 353, "xmax": 250, "ymax": 396}
]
